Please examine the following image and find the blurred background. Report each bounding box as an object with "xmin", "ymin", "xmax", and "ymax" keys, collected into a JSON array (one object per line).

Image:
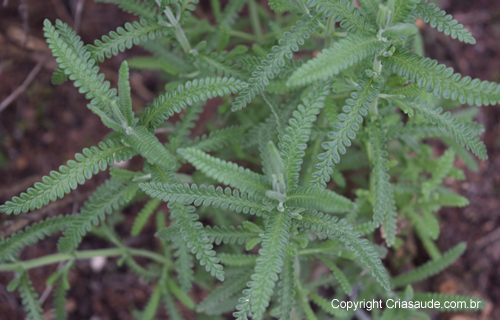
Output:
[{"xmin": 0, "ymin": 0, "xmax": 499, "ymax": 319}]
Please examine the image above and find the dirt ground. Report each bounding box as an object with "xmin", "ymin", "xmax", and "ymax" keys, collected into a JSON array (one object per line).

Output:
[{"xmin": 0, "ymin": 0, "xmax": 499, "ymax": 319}]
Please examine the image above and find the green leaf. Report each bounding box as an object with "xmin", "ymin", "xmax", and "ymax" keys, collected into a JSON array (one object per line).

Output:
[
  {"xmin": 171, "ymin": 205, "xmax": 225, "ymax": 281},
  {"xmin": 392, "ymin": 242, "xmax": 466, "ymax": 288},
  {"xmin": 0, "ymin": 215, "xmax": 74, "ymax": 263},
  {"xmin": 232, "ymin": 11, "xmax": 323, "ymax": 110},
  {"xmin": 140, "ymin": 183, "xmax": 272, "ymax": 217},
  {"xmin": 247, "ymin": 210, "xmax": 292, "ymax": 320},
  {"xmin": 358, "ymin": 0, "xmax": 380, "ymax": 25},
  {"xmin": 131, "ymin": 198, "xmax": 161, "ymax": 236},
  {"xmin": 287, "ymin": 34, "xmax": 387, "ymax": 87},
  {"xmin": 312, "ymin": 74, "xmax": 383, "ymax": 187},
  {"xmin": 197, "ymin": 268, "xmax": 252, "ymax": 313},
  {"xmin": 219, "ymin": 253, "xmax": 258, "ymax": 267},
  {"xmin": 318, "ymin": 255, "xmax": 352, "ymax": 295},
  {"xmin": 172, "ymin": 238, "xmax": 195, "ymax": 293},
  {"xmin": 190, "ymin": 126, "xmax": 245, "ymax": 152},
  {"xmin": 298, "ymin": 210, "xmax": 391, "ymax": 290},
  {"xmin": 177, "ymin": 148, "xmax": 271, "ymax": 197},
  {"xmin": 0, "ymin": 139, "xmax": 136, "ymax": 215},
  {"xmin": 309, "ymin": 292, "xmax": 349, "ymax": 317},
  {"xmin": 286, "ymin": 186, "xmax": 354, "ymax": 213},
  {"xmin": 382, "ymin": 47, "xmax": 500, "ymax": 106},
  {"xmin": 44, "ymin": 19, "xmax": 117, "ymax": 117},
  {"xmin": 88, "ymin": 19, "xmax": 170, "ymax": 62},
  {"xmin": 277, "ymin": 255, "xmax": 295, "ymax": 320},
  {"xmin": 141, "ymin": 285, "xmax": 162, "ymax": 320},
  {"xmin": 388, "ymin": 97, "xmax": 487, "ymax": 160},
  {"xmin": 141, "ymin": 77, "xmax": 246, "ymax": 127},
  {"xmin": 415, "ymin": 2, "xmax": 476, "ymax": 44},
  {"xmin": 58, "ymin": 178, "xmax": 138, "ymax": 252},
  {"xmin": 204, "ymin": 225, "xmax": 260, "ymax": 245},
  {"xmin": 391, "ymin": 0, "xmax": 419, "ymax": 23},
  {"xmin": 281, "ymin": 81, "xmax": 330, "ymax": 189},
  {"xmin": 369, "ymin": 119, "xmax": 398, "ymax": 246},
  {"xmin": 18, "ymin": 273, "xmax": 44, "ymax": 320},
  {"xmin": 125, "ymin": 126, "xmax": 177, "ymax": 168},
  {"xmin": 315, "ymin": 0, "xmax": 376, "ymax": 33},
  {"xmin": 422, "ymin": 149, "xmax": 455, "ymax": 198},
  {"xmin": 118, "ymin": 61, "xmax": 135, "ymax": 127}
]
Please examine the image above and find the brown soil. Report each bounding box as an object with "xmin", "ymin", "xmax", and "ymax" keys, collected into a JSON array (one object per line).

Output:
[{"xmin": 0, "ymin": 0, "xmax": 499, "ymax": 319}]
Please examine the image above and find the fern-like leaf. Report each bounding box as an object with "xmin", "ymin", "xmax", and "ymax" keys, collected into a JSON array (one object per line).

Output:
[
  {"xmin": 197, "ymin": 268, "xmax": 252, "ymax": 313},
  {"xmin": 51, "ymin": 66, "xmax": 67, "ymax": 84},
  {"xmin": 281, "ymin": 81, "xmax": 329, "ymax": 189},
  {"xmin": 44, "ymin": 20, "xmax": 119, "ymax": 118},
  {"xmin": 18, "ymin": 273, "xmax": 44, "ymax": 320},
  {"xmin": 0, "ymin": 215, "xmax": 74, "ymax": 262},
  {"xmin": 141, "ymin": 285, "xmax": 162, "ymax": 320},
  {"xmin": 190, "ymin": 126, "xmax": 245, "ymax": 152},
  {"xmin": 118, "ymin": 61, "xmax": 135, "ymax": 126},
  {"xmin": 248, "ymin": 210, "xmax": 291, "ymax": 320},
  {"xmin": 205, "ymin": 225, "xmax": 260, "ymax": 245},
  {"xmin": 172, "ymin": 238, "xmax": 195, "ymax": 293},
  {"xmin": 177, "ymin": 148, "xmax": 271, "ymax": 197},
  {"xmin": 58, "ymin": 178, "xmax": 138, "ymax": 252},
  {"xmin": 286, "ymin": 187, "xmax": 354, "ymax": 213},
  {"xmin": 358, "ymin": 0, "xmax": 379, "ymax": 25},
  {"xmin": 125, "ymin": 126, "xmax": 177, "ymax": 168},
  {"xmin": 315, "ymin": 0, "xmax": 375, "ymax": 33},
  {"xmin": 287, "ymin": 34, "xmax": 386, "ymax": 87},
  {"xmin": 391, "ymin": 0, "xmax": 419, "ymax": 23},
  {"xmin": 309, "ymin": 292, "xmax": 349, "ymax": 317},
  {"xmin": 219, "ymin": 0, "xmax": 247, "ymax": 26},
  {"xmin": 0, "ymin": 140, "xmax": 136, "ymax": 214},
  {"xmin": 298, "ymin": 210, "xmax": 391, "ymax": 290},
  {"xmin": 369, "ymin": 120, "xmax": 398, "ymax": 246},
  {"xmin": 131, "ymin": 198, "xmax": 161, "ymax": 236},
  {"xmin": 312, "ymin": 74, "xmax": 382, "ymax": 187},
  {"xmin": 89, "ymin": 19, "xmax": 169, "ymax": 62},
  {"xmin": 141, "ymin": 77, "xmax": 246, "ymax": 127},
  {"xmin": 171, "ymin": 205, "xmax": 225, "ymax": 281},
  {"xmin": 422, "ymin": 149, "xmax": 455, "ymax": 198},
  {"xmin": 381, "ymin": 47, "xmax": 500, "ymax": 106},
  {"xmin": 415, "ymin": 2, "xmax": 476, "ymax": 44},
  {"xmin": 388, "ymin": 97, "xmax": 487, "ymax": 160},
  {"xmin": 140, "ymin": 183, "xmax": 272, "ymax": 217},
  {"xmin": 392, "ymin": 242, "xmax": 466, "ymax": 288},
  {"xmin": 219, "ymin": 253, "xmax": 258, "ymax": 267},
  {"xmin": 318, "ymin": 255, "xmax": 352, "ymax": 295},
  {"xmin": 277, "ymin": 254, "xmax": 295, "ymax": 320},
  {"xmin": 232, "ymin": 12, "xmax": 323, "ymax": 110},
  {"xmin": 197, "ymin": 52, "xmax": 248, "ymax": 79}
]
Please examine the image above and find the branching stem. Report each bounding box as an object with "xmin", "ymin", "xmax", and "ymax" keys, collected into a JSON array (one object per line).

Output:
[{"xmin": 0, "ymin": 248, "xmax": 169, "ymax": 272}]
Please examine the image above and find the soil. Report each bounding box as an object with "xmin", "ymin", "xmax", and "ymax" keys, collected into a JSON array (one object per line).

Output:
[{"xmin": 0, "ymin": 0, "xmax": 499, "ymax": 319}]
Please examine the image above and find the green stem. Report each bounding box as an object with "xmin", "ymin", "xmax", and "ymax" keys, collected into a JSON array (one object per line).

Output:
[
  {"xmin": 248, "ymin": 0, "xmax": 263, "ymax": 42},
  {"xmin": 229, "ymin": 30, "xmax": 255, "ymax": 41},
  {"xmin": 0, "ymin": 248, "xmax": 169, "ymax": 272},
  {"xmin": 163, "ymin": 6, "xmax": 192, "ymax": 53}
]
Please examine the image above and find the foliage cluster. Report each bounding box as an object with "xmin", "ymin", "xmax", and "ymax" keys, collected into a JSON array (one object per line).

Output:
[{"xmin": 0, "ymin": 0, "xmax": 494, "ymax": 319}]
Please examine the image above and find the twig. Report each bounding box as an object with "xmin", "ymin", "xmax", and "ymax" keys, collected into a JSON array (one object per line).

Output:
[
  {"xmin": 0, "ymin": 59, "xmax": 44, "ymax": 113},
  {"xmin": 73, "ymin": 0, "xmax": 85, "ymax": 34},
  {"xmin": 476, "ymin": 227, "xmax": 500, "ymax": 249}
]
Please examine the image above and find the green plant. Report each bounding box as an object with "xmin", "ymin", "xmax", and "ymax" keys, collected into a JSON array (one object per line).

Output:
[{"xmin": 0, "ymin": 0, "xmax": 494, "ymax": 319}]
